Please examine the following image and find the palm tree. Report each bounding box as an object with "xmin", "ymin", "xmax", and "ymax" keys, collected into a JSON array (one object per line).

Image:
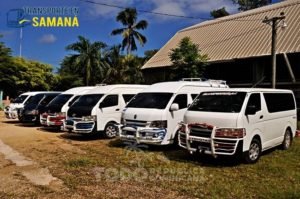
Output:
[
  {"xmin": 111, "ymin": 8, "xmax": 148, "ymax": 54},
  {"xmin": 66, "ymin": 36, "xmax": 107, "ymax": 85}
]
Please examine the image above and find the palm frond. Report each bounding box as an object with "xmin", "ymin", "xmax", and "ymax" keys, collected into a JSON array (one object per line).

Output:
[
  {"xmin": 111, "ymin": 28, "xmax": 125, "ymax": 36},
  {"xmin": 133, "ymin": 31, "xmax": 147, "ymax": 46},
  {"xmin": 134, "ymin": 20, "xmax": 148, "ymax": 30}
]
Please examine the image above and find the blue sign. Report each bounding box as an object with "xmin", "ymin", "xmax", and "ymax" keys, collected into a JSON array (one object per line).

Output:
[{"xmin": 7, "ymin": 9, "xmax": 31, "ymax": 28}]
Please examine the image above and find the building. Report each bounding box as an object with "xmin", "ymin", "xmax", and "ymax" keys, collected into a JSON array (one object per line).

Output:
[{"xmin": 142, "ymin": 0, "xmax": 300, "ymax": 104}]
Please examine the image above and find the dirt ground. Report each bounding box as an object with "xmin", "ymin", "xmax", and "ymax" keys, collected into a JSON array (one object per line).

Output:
[
  {"xmin": 0, "ymin": 113, "xmax": 191, "ymax": 199},
  {"xmin": 1, "ymin": 112, "xmax": 299, "ymax": 199}
]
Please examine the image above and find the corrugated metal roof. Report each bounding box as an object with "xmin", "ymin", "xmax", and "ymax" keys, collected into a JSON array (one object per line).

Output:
[{"xmin": 142, "ymin": 0, "xmax": 300, "ymax": 69}]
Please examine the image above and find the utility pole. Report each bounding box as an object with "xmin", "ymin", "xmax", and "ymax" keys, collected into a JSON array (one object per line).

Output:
[{"xmin": 262, "ymin": 12, "xmax": 286, "ymax": 88}]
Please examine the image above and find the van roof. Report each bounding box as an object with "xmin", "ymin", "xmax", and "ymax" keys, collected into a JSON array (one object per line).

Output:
[
  {"xmin": 203, "ymin": 88, "xmax": 293, "ymax": 93},
  {"xmin": 140, "ymin": 81, "xmax": 228, "ymax": 93},
  {"xmin": 84, "ymin": 84, "xmax": 149, "ymax": 95},
  {"xmin": 20, "ymin": 91, "xmax": 60, "ymax": 96},
  {"xmin": 62, "ymin": 86, "xmax": 95, "ymax": 95}
]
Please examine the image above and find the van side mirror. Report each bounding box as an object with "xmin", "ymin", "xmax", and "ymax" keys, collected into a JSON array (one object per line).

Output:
[
  {"xmin": 246, "ymin": 105, "xmax": 257, "ymax": 115},
  {"xmin": 170, "ymin": 103, "xmax": 179, "ymax": 112}
]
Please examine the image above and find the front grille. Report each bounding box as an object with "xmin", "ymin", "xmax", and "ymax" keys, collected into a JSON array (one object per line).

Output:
[
  {"xmin": 76, "ymin": 122, "xmax": 94, "ymax": 129},
  {"xmin": 189, "ymin": 126, "xmax": 212, "ymax": 138},
  {"xmin": 190, "ymin": 142, "xmax": 211, "ymax": 151},
  {"xmin": 66, "ymin": 120, "xmax": 74, "ymax": 126},
  {"xmin": 179, "ymin": 133, "xmax": 187, "ymax": 147},
  {"xmin": 214, "ymin": 139, "xmax": 237, "ymax": 153},
  {"xmin": 122, "ymin": 130, "xmax": 135, "ymax": 136},
  {"xmin": 125, "ymin": 119, "xmax": 147, "ymax": 127}
]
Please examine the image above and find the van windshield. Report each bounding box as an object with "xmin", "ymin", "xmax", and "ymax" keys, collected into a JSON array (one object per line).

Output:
[
  {"xmin": 13, "ymin": 95, "xmax": 28, "ymax": 103},
  {"xmin": 72, "ymin": 94, "xmax": 104, "ymax": 107},
  {"xmin": 48, "ymin": 94, "xmax": 73, "ymax": 106},
  {"xmin": 26, "ymin": 94, "xmax": 45, "ymax": 105},
  {"xmin": 126, "ymin": 93, "xmax": 173, "ymax": 109},
  {"xmin": 188, "ymin": 92, "xmax": 246, "ymax": 113}
]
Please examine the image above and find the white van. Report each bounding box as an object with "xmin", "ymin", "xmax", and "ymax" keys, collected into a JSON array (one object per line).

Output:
[
  {"xmin": 178, "ymin": 88, "xmax": 297, "ymax": 163},
  {"xmin": 40, "ymin": 86, "xmax": 94, "ymax": 127},
  {"xmin": 119, "ymin": 80, "xmax": 228, "ymax": 145},
  {"xmin": 5, "ymin": 91, "xmax": 44, "ymax": 119},
  {"xmin": 63, "ymin": 84, "xmax": 148, "ymax": 137}
]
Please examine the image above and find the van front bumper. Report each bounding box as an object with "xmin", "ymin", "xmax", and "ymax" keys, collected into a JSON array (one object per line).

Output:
[
  {"xmin": 178, "ymin": 125, "xmax": 243, "ymax": 156},
  {"xmin": 63, "ymin": 118, "xmax": 95, "ymax": 134},
  {"xmin": 119, "ymin": 126, "xmax": 167, "ymax": 144},
  {"xmin": 5, "ymin": 110, "xmax": 18, "ymax": 119}
]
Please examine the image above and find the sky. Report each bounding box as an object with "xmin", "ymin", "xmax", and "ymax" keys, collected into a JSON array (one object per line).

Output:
[{"xmin": 0, "ymin": 0, "xmax": 280, "ymax": 70}]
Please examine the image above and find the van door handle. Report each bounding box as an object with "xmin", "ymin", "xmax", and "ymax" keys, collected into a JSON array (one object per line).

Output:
[
  {"xmin": 115, "ymin": 108, "xmax": 120, "ymax": 111},
  {"xmin": 259, "ymin": 115, "xmax": 264, "ymax": 119}
]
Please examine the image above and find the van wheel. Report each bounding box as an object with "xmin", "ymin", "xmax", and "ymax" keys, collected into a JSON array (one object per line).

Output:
[
  {"xmin": 281, "ymin": 129, "xmax": 292, "ymax": 150},
  {"xmin": 104, "ymin": 123, "xmax": 118, "ymax": 138},
  {"xmin": 244, "ymin": 138, "xmax": 261, "ymax": 164}
]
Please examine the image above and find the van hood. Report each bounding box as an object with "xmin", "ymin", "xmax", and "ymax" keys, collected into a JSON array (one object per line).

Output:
[
  {"xmin": 8, "ymin": 103, "xmax": 23, "ymax": 109},
  {"xmin": 45, "ymin": 103, "xmax": 63, "ymax": 114},
  {"xmin": 184, "ymin": 111, "xmax": 239, "ymax": 128},
  {"xmin": 123, "ymin": 108, "xmax": 164, "ymax": 122}
]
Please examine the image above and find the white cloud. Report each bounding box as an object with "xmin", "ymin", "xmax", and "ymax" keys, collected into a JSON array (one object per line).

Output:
[
  {"xmin": 86, "ymin": 0, "xmax": 134, "ymax": 18},
  {"xmin": 83, "ymin": 0, "xmax": 239, "ymax": 21},
  {"xmin": 38, "ymin": 34, "xmax": 57, "ymax": 43}
]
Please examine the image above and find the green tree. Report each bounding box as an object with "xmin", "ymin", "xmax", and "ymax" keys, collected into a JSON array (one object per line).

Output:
[
  {"xmin": 102, "ymin": 45, "xmax": 124, "ymax": 84},
  {"xmin": 66, "ymin": 36, "xmax": 107, "ymax": 85},
  {"xmin": 210, "ymin": 7, "xmax": 229, "ymax": 18},
  {"xmin": 54, "ymin": 56, "xmax": 84, "ymax": 90},
  {"xmin": 169, "ymin": 37, "xmax": 208, "ymax": 80},
  {"xmin": 232, "ymin": 0, "xmax": 271, "ymax": 11},
  {"xmin": 103, "ymin": 46, "xmax": 144, "ymax": 84},
  {"xmin": 111, "ymin": 8, "xmax": 148, "ymax": 54}
]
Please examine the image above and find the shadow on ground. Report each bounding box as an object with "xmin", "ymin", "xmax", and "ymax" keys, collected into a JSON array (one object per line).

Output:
[
  {"xmin": 2, "ymin": 120, "xmax": 20, "ymax": 124},
  {"xmin": 58, "ymin": 132, "xmax": 107, "ymax": 141},
  {"xmin": 37, "ymin": 127, "xmax": 63, "ymax": 133},
  {"xmin": 108, "ymin": 138, "xmax": 282, "ymax": 167}
]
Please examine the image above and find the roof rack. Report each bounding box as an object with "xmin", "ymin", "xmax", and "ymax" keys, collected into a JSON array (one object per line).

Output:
[
  {"xmin": 181, "ymin": 78, "xmax": 227, "ymax": 86},
  {"xmin": 206, "ymin": 79, "xmax": 227, "ymax": 85},
  {"xmin": 181, "ymin": 78, "xmax": 205, "ymax": 82},
  {"xmin": 95, "ymin": 84, "xmax": 106, "ymax": 86}
]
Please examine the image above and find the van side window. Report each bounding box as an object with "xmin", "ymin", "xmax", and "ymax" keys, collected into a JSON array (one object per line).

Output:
[
  {"xmin": 264, "ymin": 93, "xmax": 295, "ymax": 113},
  {"xmin": 40, "ymin": 95, "xmax": 56, "ymax": 105},
  {"xmin": 246, "ymin": 93, "xmax": 261, "ymax": 112},
  {"xmin": 101, "ymin": 95, "xmax": 118, "ymax": 108},
  {"xmin": 69, "ymin": 96, "xmax": 80, "ymax": 106},
  {"xmin": 122, "ymin": 94, "xmax": 135, "ymax": 103},
  {"xmin": 191, "ymin": 94, "xmax": 198, "ymax": 100},
  {"xmin": 172, "ymin": 94, "xmax": 187, "ymax": 109}
]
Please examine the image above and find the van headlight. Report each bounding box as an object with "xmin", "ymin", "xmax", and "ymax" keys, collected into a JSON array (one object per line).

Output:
[
  {"xmin": 82, "ymin": 115, "xmax": 96, "ymax": 121},
  {"xmin": 215, "ymin": 128, "xmax": 246, "ymax": 138},
  {"xmin": 150, "ymin": 120, "xmax": 167, "ymax": 128}
]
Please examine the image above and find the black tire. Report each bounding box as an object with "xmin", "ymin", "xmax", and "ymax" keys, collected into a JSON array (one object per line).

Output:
[
  {"xmin": 244, "ymin": 138, "xmax": 261, "ymax": 164},
  {"xmin": 281, "ymin": 129, "xmax": 292, "ymax": 150},
  {"xmin": 172, "ymin": 131, "xmax": 179, "ymax": 147},
  {"xmin": 104, "ymin": 123, "xmax": 118, "ymax": 138}
]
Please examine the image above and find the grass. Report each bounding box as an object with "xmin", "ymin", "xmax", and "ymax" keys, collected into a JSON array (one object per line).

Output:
[{"xmin": 55, "ymin": 137, "xmax": 300, "ymax": 198}]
